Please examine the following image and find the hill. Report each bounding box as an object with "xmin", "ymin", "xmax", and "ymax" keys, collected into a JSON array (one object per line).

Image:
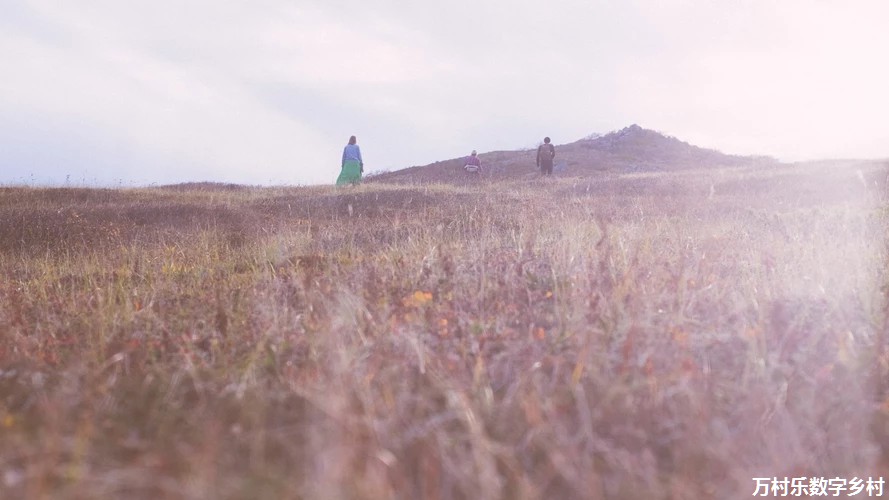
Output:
[{"xmin": 370, "ymin": 124, "xmax": 778, "ymax": 184}]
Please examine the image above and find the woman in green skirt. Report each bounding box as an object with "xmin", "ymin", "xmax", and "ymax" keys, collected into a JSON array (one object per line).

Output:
[{"xmin": 336, "ymin": 135, "xmax": 363, "ymax": 185}]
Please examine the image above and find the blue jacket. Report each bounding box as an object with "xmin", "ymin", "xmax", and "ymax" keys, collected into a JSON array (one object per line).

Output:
[{"xmin": 342, "ymin": 144, "xmax": 363, "ymax": 166}]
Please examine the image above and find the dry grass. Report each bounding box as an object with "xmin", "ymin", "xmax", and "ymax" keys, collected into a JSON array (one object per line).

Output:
[{"xmin": 0, "ymin": 162, "xmax": 887, "ymax": 499}]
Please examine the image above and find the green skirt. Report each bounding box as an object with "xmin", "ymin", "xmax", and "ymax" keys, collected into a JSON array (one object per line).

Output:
[{"xmin": 336, "ymin": 160, "xmax": 362, "ymax": 185}]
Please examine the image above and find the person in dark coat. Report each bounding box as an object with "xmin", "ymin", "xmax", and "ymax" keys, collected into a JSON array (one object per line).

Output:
[{"xmin": 536, "ymin": 137, "xmax": 555, "ymax": 176}]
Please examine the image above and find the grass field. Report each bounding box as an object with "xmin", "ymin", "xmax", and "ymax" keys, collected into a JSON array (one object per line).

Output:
[{"xmin": 1, "ymin": 161, "xmax": 887, "ymax": 499}]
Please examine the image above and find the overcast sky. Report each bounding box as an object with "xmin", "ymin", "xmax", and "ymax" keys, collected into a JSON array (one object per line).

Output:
[{"xmin": 1, "ymin": 0, "xmax": 887, "ymax": 186}]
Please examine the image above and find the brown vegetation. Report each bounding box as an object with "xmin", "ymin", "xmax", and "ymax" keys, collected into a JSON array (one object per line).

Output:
[
  {"xmin": 0, "ymin": 160, "xmax": 887, "ymax": 498},
  {"xmin": 371, "ymin": 125, "xmax": 777, "ymax": 184}
]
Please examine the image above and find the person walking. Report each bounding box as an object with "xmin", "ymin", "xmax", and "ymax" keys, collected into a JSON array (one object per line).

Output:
[
  {"xmin": 336, "ymin": 135, "xmax": 363, "ymax": 186},
  {"xmin": 536, "ymin": 137, "xmax": 555, "ymax": 176},
  {"xmin": 463, "ymin": 150, "xmax": 482, "ymax": 174}
]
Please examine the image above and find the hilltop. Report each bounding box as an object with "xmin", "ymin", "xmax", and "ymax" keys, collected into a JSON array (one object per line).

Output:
[{"xmin": 370, "ymin": 124, "xmax": 777, "ymax": 184}]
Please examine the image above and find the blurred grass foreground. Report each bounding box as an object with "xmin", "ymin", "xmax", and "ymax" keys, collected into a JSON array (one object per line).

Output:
[{"xmin": 1, "ymin": 161, "xmax": 888, "ymax": 499}]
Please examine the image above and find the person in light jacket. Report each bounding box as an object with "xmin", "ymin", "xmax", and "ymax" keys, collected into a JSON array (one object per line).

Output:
[{"xmin": 336, "ymin": 135, "xmax": 363, "ymax": 185}]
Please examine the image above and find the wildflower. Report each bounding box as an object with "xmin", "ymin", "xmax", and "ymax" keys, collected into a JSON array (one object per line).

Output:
[{"xmin": 402, "ymin": 291, "xmax": 433, "ymax": 307}]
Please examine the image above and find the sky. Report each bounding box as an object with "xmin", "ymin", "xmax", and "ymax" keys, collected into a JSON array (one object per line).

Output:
[{"xmin": 1, "ymin": 0, "xmax": 888, "ymax": 186}]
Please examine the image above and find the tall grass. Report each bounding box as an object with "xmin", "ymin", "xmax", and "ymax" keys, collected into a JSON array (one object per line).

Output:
[{"xmin": 0, "ymin": 163, "xmax": 887, "ymax": 499}]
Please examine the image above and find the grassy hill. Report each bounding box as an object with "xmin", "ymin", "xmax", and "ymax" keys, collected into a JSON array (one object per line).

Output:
[
  {"xmin": 0, "ymin": 160, "xmax": 887, "ymax": 498},
  {"xmin": 370, "ymin": 124, "xmax": 778, "ymax": 184}
]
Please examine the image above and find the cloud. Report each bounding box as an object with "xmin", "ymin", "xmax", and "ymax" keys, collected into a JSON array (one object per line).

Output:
[
  {"xmin": 1, "ymin": 0, "xmax": 888, "ymax": 186},
  {"xmin": 608, "ymin": 0, "xmax": 889, "ymax": 159},
  {"xmin": 0, "ymin": 3, "xmax": 340, "ymax": 184}
]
